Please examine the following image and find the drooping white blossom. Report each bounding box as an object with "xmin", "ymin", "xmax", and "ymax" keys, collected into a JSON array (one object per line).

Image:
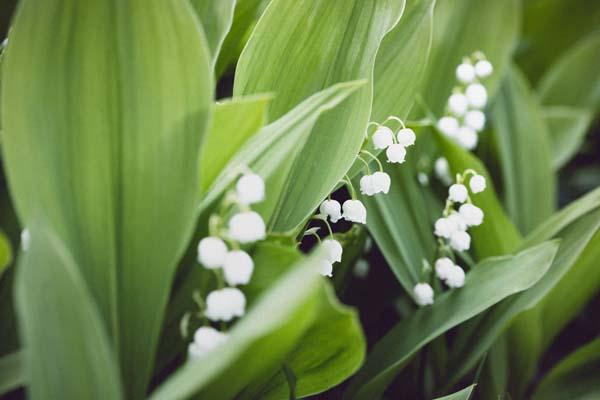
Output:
[
  {"xmin": 434, "ymin": 217, "xmax": 454, "ymax": 239},
  {"xmin": 205, "ymin": 287, "xmax": 246, "ymax": 321},
  {"xmin": 197, "ymin": 237, "xmax": 228, "ymax": 269},
  {"xmin": 475, "ymin": 59, "xmax": 493, "ymax": 78},
  {"xmin": 448, "ymin": 184, "xmax": 469, "ymax": 203},
  {"xmin": 449, "ymin": 230, "xmax": 471, "ymax": 252},
  {"xmin": 469, "ymin": 174, "xmax": 486, "ymax": 193},
  {"xmin": 435, "ymin": 257, "xmax": 454, "ymax": 280},
  {"xmin": 465, "ymin": 83, "xmax": 488, "ymax": 109},
  {"xmin": 464, "ymin": 110, "xmax": 486, "ymax": 132},
  {"xmin": 386, "ymin": 143, "xmax": 407, "ymax": 164},
  {"xmin": 456, "ymin": 62, "xmax": 476, "ymax": 84},
  {"xmin": 228, "ymin": 211, "xmax": 266, "ymax": 243},
  {"xmin": 320, "ymin": 199, "xmax": 342, "ymax": 223},
  {"xmin": 413, "ymin": 283, "xmax": 435, "ymax": 306},
  {"xmin": 447, "ymin": 212, "xmax": 468, "ymax": 233},
  {"xmin": 456, "ymin": 126, "xmax": 478, "ymax": 150},
  {"xmin": 397, "ymin": 128, "xmax": 416, "ymax": 147},
  {"xmin": 223, "ymin": 250, "xmax": 254, "ymax": 286},
  {"xmin": 188, "ymin": 326, "xmax": 228, "ymax": 360},
  {"xmin": 322, "ymin": 239, "xmax": 343, "ymax": 263},
  {"xmin": 354, "ymin": 259, "xmax": 369, "ymax": 278},
  {"xmin": 318, "ymin": 259, "xmax": 333, "ymax": 277},
  {"xmin": 434, "ymin": 157, "xmax": 452, "ymax": 186},
  {"xmin": 342, "ymin": 200, "xmax": 367, "ymax": 224},
  {"xmin": 445, "ymin": 265, "xmax": 466, "ymax": 288},
  {"xmin": 372, "ymin": 126, "xmax": 394, "ymax": 149},
  {"xmin": 236, "ymin": 173, "xmax": 265, "ymax": 205},
  {"xmin": 448, "ymin": 92, "xmax": 469, "ymax": 116},
  {"xmin": 372, "ymin": 171, "xmax": 391, "ymax": 194},
  {"xmin": 437, "ymin": 116, "xmax": 459, "ymax": 138},
  {"xmin": 459, "ymin": 203, "xmax": 484, "ymax": 227},
  {"xmin": 360, "ymin": 175, "xmax": 376, "ymax": 196}
]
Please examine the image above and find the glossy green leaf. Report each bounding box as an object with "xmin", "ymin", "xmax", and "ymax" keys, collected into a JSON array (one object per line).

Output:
[
  {"xmin": 0, "ymin": 351, "xmax": 24, "ymax": 396},
  {"xmin": 491, "ymin": 65, "xmax": 556, "ymax": 234},
  {"xmin": 149, "ymin": 248, "xmax": 326, "ymax": 400},
  {"xmin": 542, "ymin": 106, "xmax": 593, "ymax": 169},
  {"xmin": 423, "ymin": 0, "xmax": 519, "ymax": 113},
  {"xmin": 200, "ymin": 95, "xmax": 271, "ymax": 193},
  {"xmin": 435, "ymin": 385, "xmax": 475, "ymax": 400},
  {"xmin": 234, "ymin": 0, "xmax": 405, "ymax": 233},
  {"xmin": 435, "ymin": 132, "xmax": 522, "ymax": 258},
  {"xmin": 16, "ymin": 226, "xmax": 123, "ymax": 400},
  {"xmin": 1, "ymin": 2, "xmax": 213, "ymax": 398},
  {"xmin": 0, "ymin": 230, "xmax": 11, "ymax": 276},
  {"xmin": 537, "ymin": 32, "xmax": 600, "ymax": 111},
  {"xmin": 190, "ymin": 0, "xmax": 236, "ymax": 65},
  {"xmin": 533, "ymin": 336, "xmax": 600, "ymax": 400},
  {"xmin": 345, "ymin": 242, "xmax": 558, "ymax": 399}
]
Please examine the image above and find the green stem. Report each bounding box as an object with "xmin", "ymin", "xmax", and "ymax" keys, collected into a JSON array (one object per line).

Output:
[{"xmin": 361, "ymin": 150, "xmax": 383, "ymax": 172}]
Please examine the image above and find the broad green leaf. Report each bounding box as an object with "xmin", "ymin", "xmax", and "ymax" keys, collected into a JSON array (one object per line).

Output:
[
  {"xmin": 16, "ymin": 225, "xmax": 123, "ymax": 400},
  {"xmin": 537, "ymin": 31, "xmax": 600, "ymax": 112},
  {"xmin": 345, "ymin": 242, "xmax": 558, "ymax": 399},
  {"xmin": 361, "ymin": 158, "xmax": 438, "ymax": 296},
  {"xmin": 1, "ymin": 3, "xmax": 213, "ymax": 398},
  {"xmin": 200, "ymin": 95, "xmax": 271, "ymax": 193},
  {"xmin": 234, "ymin": 0, "xmax": 405, "ymax": 233},
  {"xmin": 435, "ymin": 385, "xmax": 475, "ymax": 400},
  {"xmin": 491, "ymin": 65, "xmax": 556, "ymax": 234},
  {"xmin": 0, "ymin": 230, "xmax": 11, "ymax": 276},
  {"xmin": 533, "ymin": 336, "xmax": 600, "ymax": 400},
  {"xmin": 240, "ymin": 285, "xmax": 365, "ymax": 399},
  {"xmin": 0, "ymin": 351, "xmax": 24, "ymax": 396},
  {"xmin": 372, "ymin": 0, "xmax": 434, "ymax": 121},
  {"xmin": 423, "ymin": 0, "xmax": 519, "ymax": 113},
  {"xmin": 542, "ymin": 106, "xmax": 593, "ymax": 169},
  {"xmin": 149, "ymin": 248, "xmax": 326, "ymax": 400},
  {"xmin": 435, "ymin": 132, "xmax": 522, "ymax": 258},
  {"xmin": 190, "ymin": 0, "xmax": 236, "ymax": 65}
]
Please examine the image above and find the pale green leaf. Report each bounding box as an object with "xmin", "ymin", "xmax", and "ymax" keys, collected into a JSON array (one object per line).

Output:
[
  {"xmin": 435, "ymin": 385, "xmax": 475, "ymax": 400},
  {"xmin": 345, "ymin": 242, "xmax": 558, "ymax": 399},
  {"xmin": 190, "ymin": 0, "xmax": 236, "ymax": 65},
  {"xmin": 542, "ymin": 106, "xmax": 593, "ymax": 169}
]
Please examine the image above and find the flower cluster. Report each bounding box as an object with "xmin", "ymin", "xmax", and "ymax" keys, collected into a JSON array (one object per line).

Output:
[
  {"xmin": 413, "ymin": 170, "xmax": 487, "ymax": 307},
  {"xmin": 436, "ymin": 52, "xmax": 493, "ymax": 150},
  {"xmin": 187, "ymin": 170, "xmax": 267, "ymax": 360}
]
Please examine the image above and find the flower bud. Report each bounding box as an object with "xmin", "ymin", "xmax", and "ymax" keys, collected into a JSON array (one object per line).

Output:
[
  {"xmin": 360, "ymin": 175, "xmax": 377, "ymax": 196},
  {"xmin": 469, "ymin": 174, "xmax": 486, "ymax": 193},
  {"xmin": 448, "ymin": 184, "xmax": 468, "ymax": 203},
  {"xmin": 475, "ymin": 59, "xmax": 493, "ymax": 78},
  {"xmin": 197, "ymin": 237, "xmax": 228, "ymax": 269},
  {"xmin": 434, "ymin": 217, "xmax": 453, "ymax": 239},
  {"xmin": 435, "ymin": 257, "xmax": 454, "ymax": 280},
  {"xmin": 457, "ymin": 126, "xmax": 478, "ymax": 150},
  {"xmin": 205, "ymin": 288, "xmax": 246, "ymax": 321},
  {"xmin": 228, "ymin": 211, "xmax": 266, "ymax": 243},
  {"xmin": 445, "ymin": 265, "xmax": 466, "ymax": 288},
  {"xmin": 437, "ymin": 116, "xmax": 459, "ymax": 138},
  {"xmin": 448, "ymin": 93, "xmax": 469, "ymax": 116},
  {"xmin": 322, "ymin": 239, "xmax": 343, "ymax": 263},
  {"xmin": 188, "ymin": 326, "xmax": 228, "ymax": 360},
  {"xmin": 459, "ymin": 203, "xmax": 484, "ymax": 226},
  {"xmin": 449, "ymin": 230, "xmax": 471, "ymax": 252},
  {"xmin": 456, "ymin": 62, "xmax": 476, "ymax": 83},
  {"xmin": 235, "ymin": 173, "xmax": 265, "ymax": 205},
  {"xmin": 413, "ymin": 283, "xmax": 434, "ymax": 306},
  {"xmin": 434, "ymin": 157, "xmax": 452, "ymax": 186},
  {"xmin": 397, "ymin": 128, "xmax": 416, "ymax": 147},
  {"xmin": 386, "ymin": 143, "xmax": 406, "ymax": 163},
  {"xmin": 466, "ymin": 83, "xmax": 488, "ymax": 109},
  {"xmin": 464, "ymin": 110, "xmax": 486, "ymax": 131},
  {"xmin": 320, "ymin": 199, "xmax": 342, "ymax": 223},
  {"xmin": 21, "ymin": 228, "xmax": 31, "ymax": 251},
  {"xmin": 342, "ymin": 200, "xmax": 367, "ymax": 224},
  {"xmin": 372, "ymin": 126, "xmax": 394, "ymax": 149},
  {"xmin": 223, "ymin": 250, "xmax": 254, "ymax": 285},
  {"xmin": 372, "ymin": 171, "xmax": 391, "ymax": 194}
]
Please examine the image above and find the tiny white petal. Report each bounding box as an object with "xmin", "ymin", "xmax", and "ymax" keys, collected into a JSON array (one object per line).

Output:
[
  {"xmin": 397, "ymin": 128, "xmax": 416, "ymax": 147},
  {"xmin": 464, "ymin": 110, "xmax": 486, "ymax": 132},
  {"xmin": 188, "ymin": 326, "xmax": 228, "ymax": 360},
  {"xmin": 228, "ymin": 211, "xmax": 266, "ymax": 244},
  {"xmin": 435, "ymin": 257, "xmax": 454, "ymax": 280},
  {"xmin": 469, "ymin": 174, "xmax": 486, "ymax": 193},
  {"xmin": 372, "ymin": 171, "xmax": 391, "ymax": 194},
  {"xmin": 223, "ymin": 250, "xmax": 254, "ymax": 285},
  {"xmin": 413, "ymin": 283, "xmax": 435, "ymax": 306},
  {"xmin": 437, "ymin": 116, "xmax": 459, "ymax": 138},
  {"xmin": 197, "ymin": 237, "xmax": 228, "ymax": 269},
  {"xmin": 236, "ymin": 173, "xmax": 265, "ymax": 205},
  {"xmin": 417, "ymin": 172, "xmax": 429, "ymax": 186},
  {"xmin": 459, "ymin": 203, "xmax": 484, "ymax": 226},
  {"xmin": 386, "ymin": 143, "xmax": 406, "ymax": 163},
  {"xmin": 466, "ymin": 83, "xmax": 488, "ymax": 109},
  {"xmin": 322, "ymin": 239, "xmax": 343, "ymax": 263},
  {"xmin": 342, "ymin": 200, "xmax": 367, "ymax": 224},
  {"xmin": 475, "ymin": 60, "xmax": 493, "ymax": 78},
  {"xmin": 21, "ymin": 228, "xmax": 31, "ymax": 251},
  {"xmin": 360, "ymin": 175, "xmax": 377, "ymax": 196},
  {"xmin": 448, "ymin": 184, "xmax": 469, "ymax": 203},
  {"xmin": 354, "ymin": 259, "xmax": 370, "ymax": 278},
  {"xmin": 448, "ymin": 93, "xmax": 469, "ymax": 116},
  {"xmin": 445, "ymin": 266, "xmax": 466, "ymax": 288},
  {"xmin": 456, "ymin": 126, "xmax": 478, "ymax": 150},
  {"xmin": 318, "ymin": 259, "xmax": 334, "ymax": 277},
  {"xmin": 456, "ymin": 62, "xmax": 476, "ymax": 84},
  {"xmin": 320, "ymin": 200, "xmax": 342, "ymax": 223},
  {"xmin": 372, "ymin": 126, "xmax": 394, "ymax": 149},
  {"xmin": 449, "ymin": 230, "xmax": 471, "ymax": 252},
  {"xmin": 205, "ymin": 288, "xmax": 246, "ymax": 322},
  {"xmin": 434, "ymin": 157, "xmax": 452, "ymax": 186}
]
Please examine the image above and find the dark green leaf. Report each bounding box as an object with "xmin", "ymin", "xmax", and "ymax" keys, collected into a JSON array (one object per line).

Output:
[
  {"xmin": 190, "ymin": 0, "xmax": 236, "ymax": 65},
  {"xmin": 0, "ymin": 351, "xmax": 24, "ymax": 396},
  {"xmin": 542, "ymin": 106, "xmax": 593, "ymax": 169}
]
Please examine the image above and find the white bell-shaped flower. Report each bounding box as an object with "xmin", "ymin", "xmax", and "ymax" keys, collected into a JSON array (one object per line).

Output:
[
  {"xmin": 413, "ymin": 283, "xmax": 434, "ymax": 306},
  {"xmin": 318, "ymin": 259, "xmax": 333, "ymax": 277},
  {"xmin": 386, "ymin": 144, "xmax": 406, "ymax": 163},
  {"xmin": 449, "ymin": 230, "xmax": 471, "ymax": 252},
  {"xmin": 228, "ymin": 211, "xmax": 266, "ymax": 244},
  {"xmin": 434, "ymin": 217, "xmax": 453, "ymax": 239},
  {"xmin": 322, "ymin": 239, "xmax": 343, "ymax": 263},
  {"xmin": 342, "ymin": 200, "xmax": 367, "ymax": 224},
  {"xmin": 354, "ymin": 259, "xmax": 369, "ymax": 278},
  {"xmin": 21, "ymin": 228, "xmax": 31, "ymax": 251},
  {"xmin": 437, "ymin": 116, "xmax": 459, "ymax": 138},
  {"xmin": 475, "ymin": 59, "xmax": 493, "ymax": 78},
  {"xmin": 372, "ymin": 126, "xmax": 394, "ymax": 149},
  {"xmin": 434, "ymin": 157, "xmax": 452, "ymax": 186},
  {"xmin": 320, "ymin": 199, "xmax": 342, "ymax": 223},
  {"xmin": 448, "ymin": 93, "xmax": 469, "ymax": 116},
  {"xmin": 456, "ymin": 126, "xmax": 478, "ymax": 150},
  {"xmin": 445, "ymin": 265, "xmax": 466, "ymax": 288},
  {"xmin": 469, "ymin": 174, "xmax": 486, "ymax": 193},
  {"xmin": 397, "ymin": 128, "xmax": 416, "ymax": 147},
  {"xmin": 223, "ymin": 250, "xmax": 254, "ymax": 286},
  {"xmin": 236, "ymin": 173, "xmax": 265, "ymax": 205},
  {"xmin": 205, "ymin": 287, "xmax": 246, "ymax": 321},
  {"xmin": 464, "ymin": 110, "xmax": 486, "ymax": 132},
  {"xmin": 459, "ymin": 203, "xmax": 484, "ymax": 226},
  {"xmin": 435, "ymin": 257, "xmax": 454, "ymax": 280},
  {"xmin": 360, "ymin": 175, "xmax": 377, "ymax": 196},
  {"xmin": 372, "ymin": 171, "xmax": 391, "ymax": 194},
  {"xmin": 448, "ymin": 184, "xmax": 469, "ymax": 203},
  {"xmin": 197, "ymin": 237, "xmax": 228, "ymax": 269},
  {"xmin": 447, "ymin": 212, "xmax": 468, "ymax": 232},
  {"xmin": 456, "ymin": 62, "xmax": 476, "ymax": 83},
  {"xmin": 188, "ymin": 326, "xmax": 228, "ymax": 360},
  {"xmin": 466, "ymin": 83, "xmax": 488, "ymax": 109}
]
